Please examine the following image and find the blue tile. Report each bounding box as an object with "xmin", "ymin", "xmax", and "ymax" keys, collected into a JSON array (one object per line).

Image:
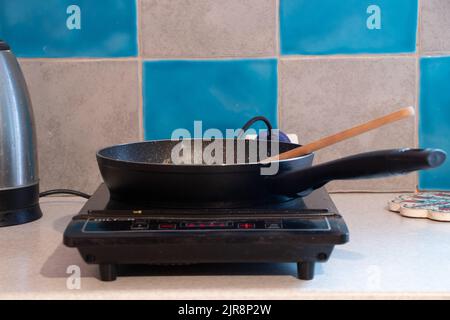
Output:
[
  {"xmin": 0, "ymin": 0, "xmax": 137, "ymax": 58},
  {"xmin": 280, "ymin": 0, "xmax": 418, "ymax": 55},
  {"xmin": 143, "ymin": 59, "xmax": 278, "ymax": 140},
  {"xmin": 419, "ymin": 56, "xmax": 450, "ymax": 191}
]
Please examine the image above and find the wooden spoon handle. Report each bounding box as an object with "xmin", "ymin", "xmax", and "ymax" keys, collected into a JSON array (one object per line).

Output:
[{"xmin": 267, "ymin": 106, "xmax": 415, "ymax": 162}]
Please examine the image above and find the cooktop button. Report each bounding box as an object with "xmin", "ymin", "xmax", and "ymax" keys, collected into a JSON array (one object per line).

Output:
[
  {"xmin": 265, "ymin": 222, "xmax": 282, "ymax": 229},
  {"xmin": 238, "ymin": 223, "xmax": 255, "ymax": 229},
  {"xmin": 130, "ymin": 221, "xmax": 149, "ymax": 230}
]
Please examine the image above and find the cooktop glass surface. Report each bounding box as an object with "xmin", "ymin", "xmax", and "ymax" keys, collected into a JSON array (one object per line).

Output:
[{"xmin": 79, "ymin": 184, "xmax": 338, "ymax": 216}]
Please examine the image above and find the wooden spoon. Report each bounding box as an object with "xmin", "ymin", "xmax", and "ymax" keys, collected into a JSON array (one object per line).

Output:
[{"xmin": 264, "ymin": 106, "xmax": 415, "ymax": 162}]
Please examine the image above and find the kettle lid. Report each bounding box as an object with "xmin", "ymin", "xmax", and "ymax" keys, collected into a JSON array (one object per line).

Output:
[{"xmin": 0, "ymin": 40, "xmax": 10, "ymax": 51}]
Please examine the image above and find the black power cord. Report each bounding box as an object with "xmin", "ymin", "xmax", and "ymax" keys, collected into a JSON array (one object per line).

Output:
[
  {"xmin": 39, "ymin": 189, "xmax": 91, "ymax": 199},
  {"xmin": 238, "ymin": 116, "xmax": 273, "ymax": 140}
]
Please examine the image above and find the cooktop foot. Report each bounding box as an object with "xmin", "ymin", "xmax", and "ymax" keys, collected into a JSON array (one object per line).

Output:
[
  {"xmin": 297, "ymin": 261, "xmax": 315, "ymax": 280},
  {"xmin": 99, "ymin": 264, "xmax": 117, "ymax": 281}
]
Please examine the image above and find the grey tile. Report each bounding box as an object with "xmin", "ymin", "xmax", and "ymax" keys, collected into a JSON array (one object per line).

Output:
[
  {"xmin": 140, "ymin": 0, "xmax": 276, "ymax": 58},
  {"xmin": 280, "ymin": 57, "xmax": 417, "ymax": 192},
  {"xmin": 420, "ymin": 0, "xmax": 450, "ymax": 54},
  {"xmin": 19, "ymin": 60, "xmax": 140, "ymax": 194}
]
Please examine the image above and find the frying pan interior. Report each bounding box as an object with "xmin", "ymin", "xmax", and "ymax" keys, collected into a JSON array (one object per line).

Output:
[{"xmin": 97, "ymin": 139, "xmax": 305, "ymax": 166}]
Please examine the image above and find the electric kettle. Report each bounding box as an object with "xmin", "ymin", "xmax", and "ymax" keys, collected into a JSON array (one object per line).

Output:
[{"xmin": 0, "ymin": 40, "xmax": 41, "ymax": 227}]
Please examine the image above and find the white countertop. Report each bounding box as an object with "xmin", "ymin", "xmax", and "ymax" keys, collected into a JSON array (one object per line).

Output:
[{"xmin": 1, "ymin": 193, "xmax": 450, "ymax": 300}]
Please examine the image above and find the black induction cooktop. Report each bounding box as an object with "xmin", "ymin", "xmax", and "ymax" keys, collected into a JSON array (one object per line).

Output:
[{"xmin": 63, "ymin": 184, "xmax": 349, "ymax": 281}]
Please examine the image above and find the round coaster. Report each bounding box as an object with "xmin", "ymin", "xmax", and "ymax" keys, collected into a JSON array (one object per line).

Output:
[{"xmin": 388, "ymin": 192, "xmax": 450, "ymax": 222}]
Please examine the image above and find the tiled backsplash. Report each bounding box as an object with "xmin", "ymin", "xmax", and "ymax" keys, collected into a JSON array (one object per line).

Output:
[
  {"xmin": 0, "ymin": 0, "xmax": 449, "ymax": 193},
  {"xmin": 280, "ymin": 0, "xmax": 418, "ymax": 55},
  {"xmin": 143, "ymin": 59, "xmax": 278, "ymax": 140},
  {"xmin": 0, "ymin": 0, "xmax": 137, "ymax": 57},
  {"xmin": 419, "ymin": 56, "xmax": 450, "ymax": 190}
]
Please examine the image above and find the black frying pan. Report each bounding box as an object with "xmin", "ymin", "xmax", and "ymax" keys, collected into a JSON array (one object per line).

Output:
[{"xmin": 96, "ymin": 139, "xmax": 446, "ymax": 208}]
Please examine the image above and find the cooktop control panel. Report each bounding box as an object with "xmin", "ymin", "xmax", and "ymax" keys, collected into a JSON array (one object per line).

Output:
[{"xmin": 82, "ymin": 217, "xmax": 331, "ymax": 233}]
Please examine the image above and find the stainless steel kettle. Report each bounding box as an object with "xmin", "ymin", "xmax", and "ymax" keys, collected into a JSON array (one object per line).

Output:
[{"xmin": 0, "ymin": 40, "xmax": 41, "ymax": 227}]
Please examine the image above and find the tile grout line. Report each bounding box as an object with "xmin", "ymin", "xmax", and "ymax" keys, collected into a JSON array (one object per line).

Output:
[
  {"xmin": 280, "ymin": 53, "xmax": 418, "ymax": 60},
  {"xmin": 133, "ymin": 55, "xmax": 280, "ymax": 60},
  {"xmin": 20, "ymin": 51, "xmax": 450, "ymax": 63},
  {"xmin": 22, "ymin": 52, "xmax": 450, "ymax": 63},
  {"xmin": 420, "ymin": 51, "xmax": 450, "ymax": 56},
  {"xmin": 275, "ymin": 0, "xmax": 281, "ymax": 129},
  {"xmin": 18, "ymin": 57, "xmax": 140, "ymax": 62},
  {"xmin": 415, "ymin": 0, "xmax": 422, "ymax": 190},
  {"xmin": 275, "ymin": 0, "xmax": 280, "ymax": 57},
  {"xmin": 137, "ymin": 0, "xmax": 144, "ymax": 141}
]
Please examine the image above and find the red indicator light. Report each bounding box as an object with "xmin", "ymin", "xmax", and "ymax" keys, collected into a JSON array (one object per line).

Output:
[
  {"xmin": 238, "ymin": 223, "xmax": 255, "ymax": 229},
  {"xmin": 158, "ymin": 223, "xmax": 176, "ymax": 230}
]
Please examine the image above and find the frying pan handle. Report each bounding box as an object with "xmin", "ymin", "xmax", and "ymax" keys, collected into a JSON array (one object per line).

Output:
[{"xmin": 268, "ymin": 149, "xmax": 446, "ymax": 196}]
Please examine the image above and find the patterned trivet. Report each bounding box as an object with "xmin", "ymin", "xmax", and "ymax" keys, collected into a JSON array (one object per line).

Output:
[{"xmin": 388, "ymin": 192, "xmax": 450, "ymax": 222}]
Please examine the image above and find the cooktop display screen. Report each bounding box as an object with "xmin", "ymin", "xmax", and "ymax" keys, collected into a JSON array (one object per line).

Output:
[{"xmin": 82, "ymin": 217, "xmax": 331, "ymax": 233}]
